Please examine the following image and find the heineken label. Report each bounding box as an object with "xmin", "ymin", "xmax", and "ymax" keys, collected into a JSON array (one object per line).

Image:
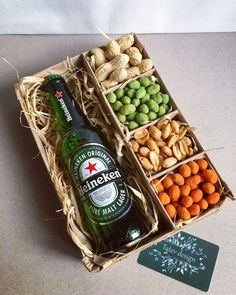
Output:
[
  {"xmin": 54, "ymin": 90, "xmax": 73, "ymax": 122},
  {"xmin": 70, "ymin": 144, "xmax": 132, "ymax": 224}
]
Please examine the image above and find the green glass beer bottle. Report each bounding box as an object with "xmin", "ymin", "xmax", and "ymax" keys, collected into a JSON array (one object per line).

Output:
[{"xmin": 44, "ymin": 75, "xmax": 148, "ymax": 253}]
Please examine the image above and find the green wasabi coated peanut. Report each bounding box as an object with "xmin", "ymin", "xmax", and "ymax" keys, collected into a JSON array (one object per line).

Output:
[
  {"xmin": 138, "ymin": 103, "xmax": 149, "ymax": 114},
  {"xmin": 162, "ymin": 94, "xmax": 170, "ymax": 104},
  {"xmin": 148, "ymin": 111, "xmax": 157, "ymax": 121},
  {"xmin": 141, "ymin": 93, "xmax": 150, "ymax": 104},
  {"xmin": 117, "ymin": 113, "xmax": 126, "ymax": 123},
  {"xmin": 128, "ymin": 80, "xmax": 140, "ymax": 89},
  {"xmin": 146, "ymin": 84, "xmax": 160, "ymax": 95},
  {"xmin": 115, "ymin": 88, "xmax": 125, "ymax": 99},
  {"xmin": 124, "ymin": 86, "xmax": 129, "ymax": 93},
  {"xmin": 112, "ymin": 100, "xmax": 123, "ymax": 111},
  {"xmin": 121, "ymin": 96, "xmax": 131, "ymax": 105},
  {"xmin": 147, "ymin": 99, "xmax": 159, "ymax": 113},
  {"xmin": 131, "ymin": 98, "xmax": 141, "ymax": 107},
  {"xmin": 157, "ymin": 105, "xmax": 166, "ymax": 117},
  {"xmin": 127, "ymin": 89, "xmax": 136, "ymax": 98},
  {"xmin": 160, "ymin": 103, "xmax": 170, "ymax": 112},
  {"xmin": 136, "ymin": 113, "xmax": 149, "ymax": 125},
  {"xmin": 151, "ymin": 93, "xmax": 162, "ymax": 104},
  {"xmin": 156, "ymin": 83, "xmax": 161, "ymax": 92},
  {"xmin": 128, "ymin": 121, "xmax": 139, "ymax": 130},
  {"xmin": 139, "ymin": 76, "xmax": 151, "ymax": 87},
  {"xmin": 107, "ymin": 92, "xmax": 116, "ymax": 103},
  {"xmin": 120, "ymin": 104, "xmax": 136, "ymax": 115},
  {"xmin": 127, "ymin": 111, "xmax": 137, "ymax": 121},
  {"xmin": 136, "ymin": 86, "xmax": 146, "ymax": 99}
]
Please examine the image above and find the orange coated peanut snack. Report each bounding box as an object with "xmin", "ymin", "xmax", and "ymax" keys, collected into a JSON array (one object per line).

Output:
[{"xmin": 152, "ymin": 159, "xmax": 222, "ymax": 221}]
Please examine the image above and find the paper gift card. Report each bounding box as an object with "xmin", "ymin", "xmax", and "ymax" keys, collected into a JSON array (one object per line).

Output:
[{"xmin": 138, "ymin": 231, "xmax": 219, "ymax": 291}]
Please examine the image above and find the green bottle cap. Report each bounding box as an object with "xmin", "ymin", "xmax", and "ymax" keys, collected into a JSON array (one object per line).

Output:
[{"xmin": 44, "ymin": 74, "xmax": 63, "ymax": 86}]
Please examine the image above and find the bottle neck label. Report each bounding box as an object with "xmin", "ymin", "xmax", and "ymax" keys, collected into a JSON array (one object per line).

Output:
[
  {"xmin": 70, "ymin": 143, "xmax": 132, "ymax": 225},
  {"xmin": 48, "ymin": 85, "xmax": 86, "ymax": 133},
  {"xmin": 55, "ymin": 90, "xmax": 73, "ymax": 123}
]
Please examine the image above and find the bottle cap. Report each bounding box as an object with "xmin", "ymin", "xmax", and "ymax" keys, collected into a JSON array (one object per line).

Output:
[{"xmin": 44, "ymin": 74, "xmax": 63, "ymax": 86}]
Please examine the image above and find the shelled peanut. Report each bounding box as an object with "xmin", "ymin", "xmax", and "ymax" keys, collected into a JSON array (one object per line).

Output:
[
  {"xmin": 88, "ymin": 34, "xmax": 153, "ymax": 89},
  {"xmin": 152, "ymin": 159, "xmax": 222, "ymax": 221},
  {"xmin": 130, "ymin": 118, "xmax": 196, "ymax": 173},
  {"xmin": 106, "ymin": 76, "xmax": 171, "ymax": 130}
]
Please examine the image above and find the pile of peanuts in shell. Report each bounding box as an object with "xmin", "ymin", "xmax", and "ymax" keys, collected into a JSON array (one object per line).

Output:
[
  {"xmin": 130, "ymin": 118, "xmax": 196, "ymax": 174},
  {"xmin": 88, "ymin": 33, "xmax": 153, "ymax": 90},
  {"xmin": 152, "ymin": 159, "xmax": 222, "ymax": 221}
]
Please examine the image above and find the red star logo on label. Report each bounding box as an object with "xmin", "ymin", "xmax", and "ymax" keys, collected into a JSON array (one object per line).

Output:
[
  {"xmin": 55, "ymin": 91, "xmax": 62, "ymax": 99},
  {"xmin": 85, "ymin": 162, "xmax": 97, "ymax": 174}
]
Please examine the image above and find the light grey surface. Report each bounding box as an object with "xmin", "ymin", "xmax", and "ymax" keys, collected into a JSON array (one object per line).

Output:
[
  {"xmin": 0, "ymin": 34, "xmax": 236, "ymax": 295},
  {"xmin": 2, "ymin": 0, "xmax": 236, "ymax": 34}
]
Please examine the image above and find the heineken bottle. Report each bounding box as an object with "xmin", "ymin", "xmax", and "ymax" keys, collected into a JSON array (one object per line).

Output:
[{"xmin": 44, "ymin": 75, "xmax": 148, "ymax": 253}]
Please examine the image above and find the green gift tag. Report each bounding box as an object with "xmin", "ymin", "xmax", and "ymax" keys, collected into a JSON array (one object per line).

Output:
[{"xmin": 138, "ymin": 232, "xmax": 219, "ymax": 292}]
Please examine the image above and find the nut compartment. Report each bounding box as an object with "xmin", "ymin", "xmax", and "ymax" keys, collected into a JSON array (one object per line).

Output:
[
  {"xmin": 83, "ymin": 33, "xmax": 154, "ymax": 92},
  {"xmin": 128, "ymin": 112, "xmax": 204, "ymax": 181},
  {"xmin": 151, "ymin": 154, "xmax": 234, "ymax": 229}
]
